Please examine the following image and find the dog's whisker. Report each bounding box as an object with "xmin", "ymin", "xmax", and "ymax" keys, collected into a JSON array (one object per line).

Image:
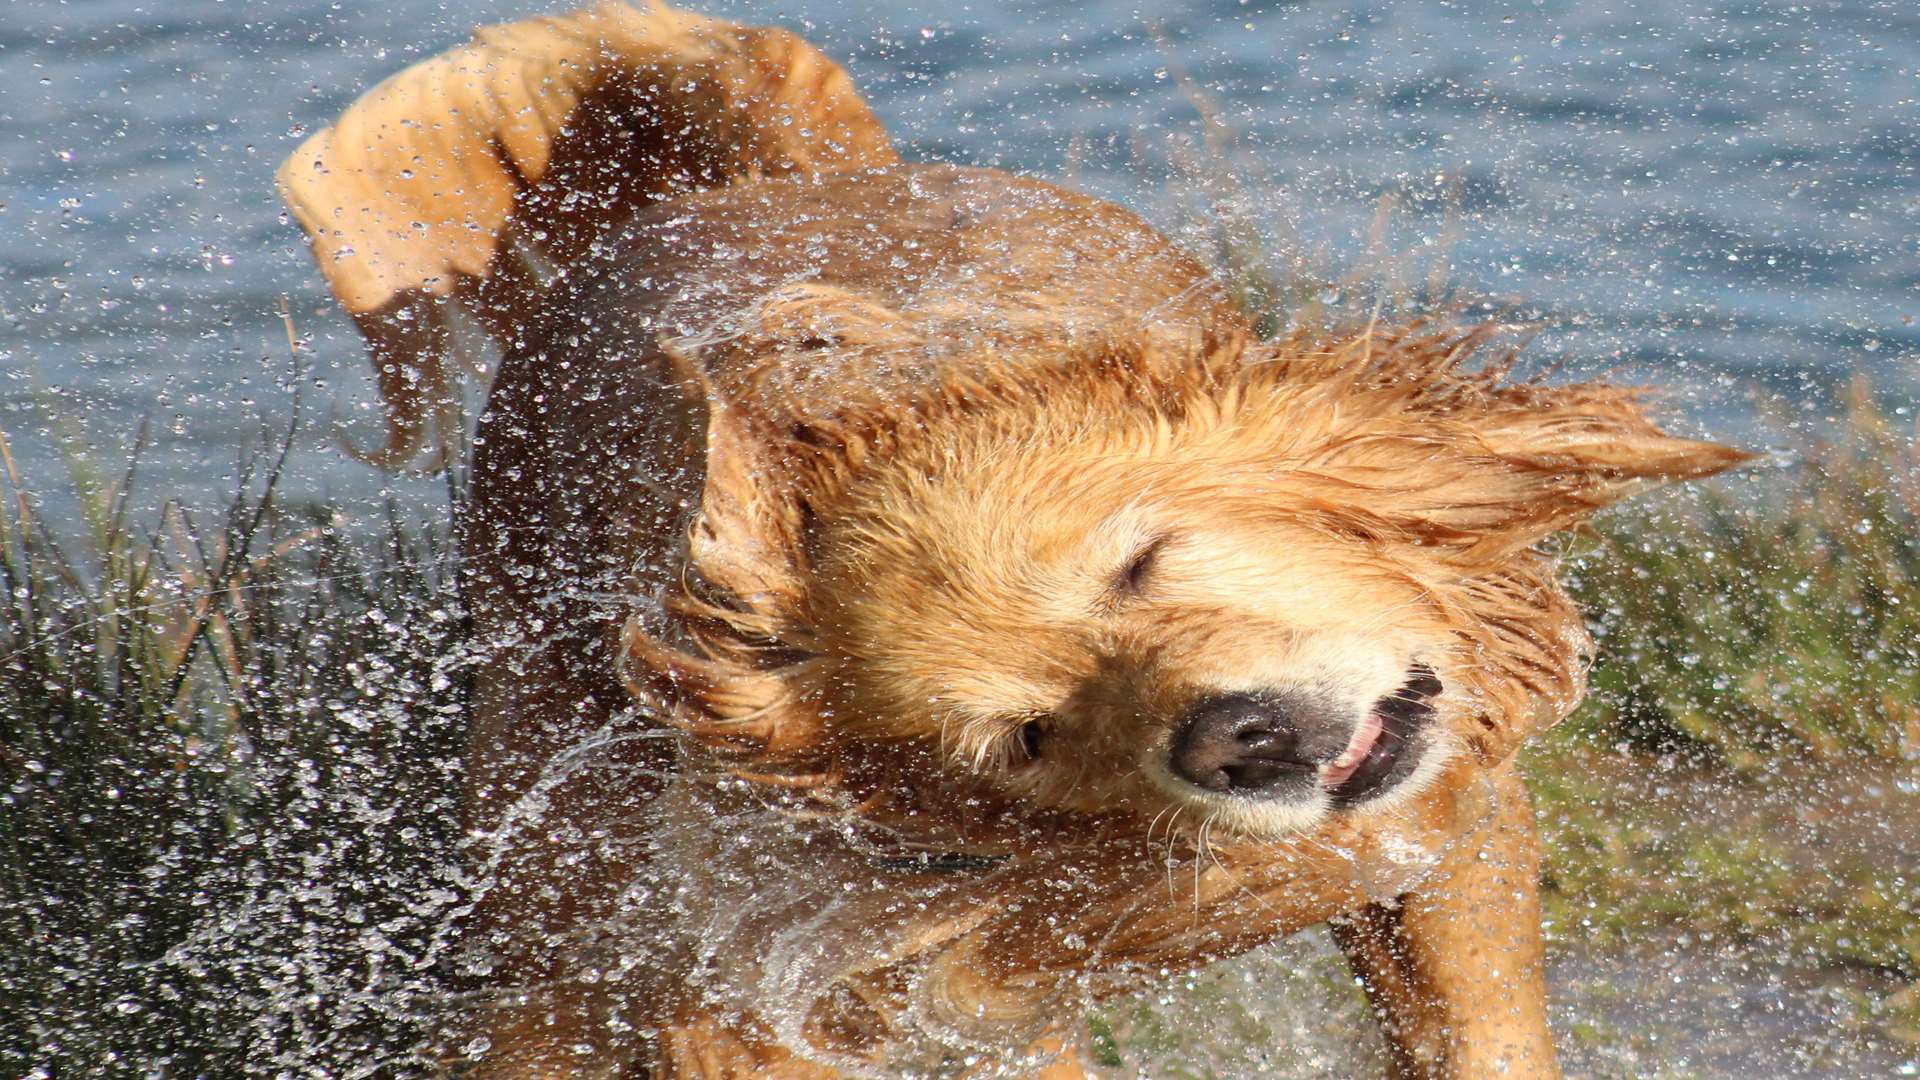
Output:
[
  {"xmin": 1144, "ymin": 804, "xmax": 1177, "ymax": 848},
  {"xmin": 1193, "ymin": 814, "xmax": 1213, "ymax": 913},
  {"xmin": 1161, "ymin": 807, "xmax": 1188, "ymax": 905},
  {"xmin": 1055, "ymin": 757, "xmax": 1093, "ymax": 803}
]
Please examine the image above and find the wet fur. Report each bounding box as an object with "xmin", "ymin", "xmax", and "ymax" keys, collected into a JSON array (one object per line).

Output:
[{"xmin": 281, "ymin": 5, "xmax": 1747, "ymax": 1077}]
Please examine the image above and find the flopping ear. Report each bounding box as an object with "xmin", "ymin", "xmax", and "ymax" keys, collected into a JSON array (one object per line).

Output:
[
  {"xmin": 1248, "ymin": 325, "xmax": 1753, "ymax": 563},
  {"xmin": 1438, "ymin": 382, "xmax": 1749, "ymax": 758},
  {"xmin": 620, "ymin": 289, "xmax": 937, "ymax": 777},
  {"xmin": 680, "ymin": 370, "xmax": 807, "ymax": 620},
  {"xmin": 674, "ymin": 284, "xmax": 927, "ymax": 614},
  {"xmin": 613, "ymin": 347, "xmax": 822, "ymax": 773},
  {"xmin": 1395, "ymin": 387, "xmax": 1748, "ymax": 761},
  {"xmin": 278, "ymin": 0, "xmax": 897, "ymax": 468},
  {"xmin": 1408, "ymin": 381, "xmax": 1751, "ymax": 563}
]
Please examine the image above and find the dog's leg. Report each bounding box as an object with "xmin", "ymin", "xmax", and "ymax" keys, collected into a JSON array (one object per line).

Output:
[{"xmin": 1330, "ymin": 762, "xmax": 1559, "ymax": 1080}]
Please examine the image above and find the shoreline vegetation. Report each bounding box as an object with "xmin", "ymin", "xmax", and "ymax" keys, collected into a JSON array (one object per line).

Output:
[{"xmin": 3, "ymin": 319, "xmax": 1916, "ymax": 1072}]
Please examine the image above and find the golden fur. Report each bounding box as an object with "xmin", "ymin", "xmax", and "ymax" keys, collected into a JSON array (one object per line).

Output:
[{"xmin": 282, "ymin": 5, "xmax": 1746, "ymax": 1077}]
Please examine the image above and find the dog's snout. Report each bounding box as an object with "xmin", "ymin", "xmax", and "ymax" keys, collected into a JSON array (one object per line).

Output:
[{"xmin": 1170, "ymin": 691, "xmax": 1341, "ymax": 794}]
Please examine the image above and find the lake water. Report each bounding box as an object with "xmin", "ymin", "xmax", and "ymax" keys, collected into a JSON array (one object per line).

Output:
[{"xmin": 2, "ymin": 0, "xmax": 1915, "ymax": 517}]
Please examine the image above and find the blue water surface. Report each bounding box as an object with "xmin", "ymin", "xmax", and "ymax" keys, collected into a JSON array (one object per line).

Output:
[{"xmin": 1, "ymin": 0, "xmax": 1914, "ymax": 515}]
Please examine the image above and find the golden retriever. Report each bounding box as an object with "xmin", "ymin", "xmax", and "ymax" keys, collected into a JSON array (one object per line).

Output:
[{"xmin": 279, "ymin": 4, "xmax": 1745, "ymax": 1076}]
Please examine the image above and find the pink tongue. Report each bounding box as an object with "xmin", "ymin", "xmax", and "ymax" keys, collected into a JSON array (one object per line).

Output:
[{"xmin": 1321, "ymin": 711, "xmax": 1383, "ymax": 788}]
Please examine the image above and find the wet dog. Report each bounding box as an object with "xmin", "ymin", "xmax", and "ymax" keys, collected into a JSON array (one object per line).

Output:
[{"xmin": 281, "ymin": 4, "xmax": 1744, "ymax": 1075}]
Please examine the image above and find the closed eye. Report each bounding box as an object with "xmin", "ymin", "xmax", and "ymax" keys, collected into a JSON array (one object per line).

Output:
[
  {"xmin": 996, "ymin": 711, "xmax": 1051, "ymax": 766},
  {"xmin": 1016, "ymin": 718, "xmax": 1046, "ymax": 760},
  {"xmin": 1112, "ymin": 534, "xmax": 1169, "ymax": 597}
]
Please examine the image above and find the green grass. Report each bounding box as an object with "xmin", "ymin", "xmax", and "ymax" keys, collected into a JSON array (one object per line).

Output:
[
  {"xmin": 1564, "ymin": 380, "xmax": 1920, "ymax": 768},
  {"xmin": 0, "ymin": 427, "xmax": 475, "ymax": 1076},
  {"xmin": 1525, "ymin": 736, "xmax": 1920, "ymax": 972}
]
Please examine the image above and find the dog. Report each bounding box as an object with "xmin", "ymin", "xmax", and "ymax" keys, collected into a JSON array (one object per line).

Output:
[{"xmin": 279, "ymin": 4, "xmax": 1745, "ymax": 1076}]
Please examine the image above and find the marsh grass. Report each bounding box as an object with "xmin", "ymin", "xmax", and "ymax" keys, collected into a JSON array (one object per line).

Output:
[
  {"xmin": 0, "ymin": 423, "xmax": 475, "ymax": 1075},
  {"xmin": 1566, "ymin": 380, "xmax": 1920, "ymax": 767}
]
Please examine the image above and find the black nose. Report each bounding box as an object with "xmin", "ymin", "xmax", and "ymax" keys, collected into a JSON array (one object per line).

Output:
[{"xmin": 1169, "ymin": 691, "xmax": 1343, "ymax": 794}]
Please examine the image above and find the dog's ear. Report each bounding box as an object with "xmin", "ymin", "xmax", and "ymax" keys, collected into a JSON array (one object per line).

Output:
[
  {"xmin": 613, "ymin": 352, "xmax": 824, "ymax": 772},
  {"xmin": 668, "ymin": 285, "xmax": 927, "ymax": 614},
  {"xmin": 654, "ymin": 347, "xmax": 809, "ymax": 618},
  {"xmin": 1238, "ymin": 326, "xmax": 1750, "ymax": 562},
  {"xmin": 1405, "ymin": 383, "xmax": 1751, "ymax": 563},
  {"xmin": 1248, "ymin": 324, "xmax": 1756, "ymax": 565},
  {"xmin": 1392, "ymin": 377, "xmax": 1746, "ymax": 760},
  {"xmin": 694, "ymin": 401, "xmax": 811, "ymax": 611}
]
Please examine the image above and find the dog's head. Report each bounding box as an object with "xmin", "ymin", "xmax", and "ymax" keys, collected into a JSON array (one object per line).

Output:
[{"xmin": 627, "ymin": 310, "xmax": 1744, "ymax": 840}]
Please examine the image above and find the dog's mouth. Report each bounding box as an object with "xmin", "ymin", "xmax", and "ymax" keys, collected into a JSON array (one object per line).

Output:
[{"xmin": 1321, "ymin": 664, "xmax": 1441, "ymax": 806}]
